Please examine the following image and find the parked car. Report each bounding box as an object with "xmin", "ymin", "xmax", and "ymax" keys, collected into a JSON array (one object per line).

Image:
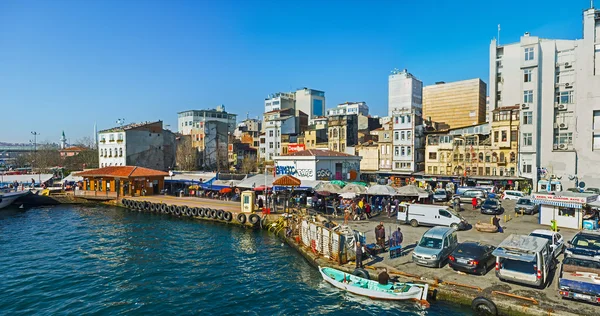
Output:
[
  {"xmin": 397, "ymin": 204, "xmax": 467, "ymax": 230},
  {"xmin": 501, "ymin": 190, "xmax": 525, "ymax": 201},
  {"xmin": 515, "ymin": 197, "xmax": 539, "ymax": 215},
  {"xmin": 480, "ymin": 199, "xmax": 504, "ymax": 215},
  {"xmin": 565, "ymin": 231, "xmax": 600, "ymax": 258},
  {"xmin": 449, "ymin": 242, "xmax": 496, "ymax": 275},
  {"xmin": 492, "ymin": 234, "xmax": 555, "ymax": 288},
  {"xmin": 558, "ymin": 254, "xmax": 600, "ymax": 304},
  {"xmin": 583, "ymin": 187, "xmax": 600, "ymax": 194},
  {"xmin": 433, "ymin": 189, "xmax": 449, "ymax": 202},
  {"xmin": 412, "ymin": 227, "xmax": 459, "ymax": 268},
  {"xmin": 453, "ymin": 189, "xmax": 487, "ymax": 204},
  {"xmin": 529, "ymin": 229, "xmax": 565, "ymax": 258}
]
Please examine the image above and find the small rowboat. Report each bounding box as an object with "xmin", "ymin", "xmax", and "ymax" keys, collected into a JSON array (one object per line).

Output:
[
  {"xmin": 318, "ymin": 266, "xmax": 429, "ymax": 303},
  {"xmin": 475, "ymin": 222, "xmax": 498, "ymax": 233}
]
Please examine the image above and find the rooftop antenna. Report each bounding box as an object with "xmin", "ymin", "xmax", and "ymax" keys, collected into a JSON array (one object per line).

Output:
[
  {"xmin": 497, "ymin": 24, "xmax": 501, "ymax": 46},
  {"xmin": 116, "ymin": 118, "xmax": 125, "ymax": 127}
]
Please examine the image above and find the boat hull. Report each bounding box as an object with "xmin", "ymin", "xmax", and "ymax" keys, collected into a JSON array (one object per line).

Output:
[
  {"xmin": 0, "ymin": 191, "xmax": 30, "ymax": 209},
  {"xmin": 319, "ymin": 266, "xmax": 427, "ymax": 302}
]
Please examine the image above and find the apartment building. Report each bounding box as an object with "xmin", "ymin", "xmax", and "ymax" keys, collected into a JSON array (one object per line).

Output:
[
  {"xmin": 391, "ymin": 108, "xmax": 425, "ymax": 174},
  {"xmin": 388, "ymin": 69, "xmax": 423, "ymax": 117},
  {"xmin": 327, "ymin": 114, "xmax": 358, "ymax": 154},
  {"xmin": 177, "ymin": 105, "xmax": 237, "ymax": 136},
  {"xmin": 327, "ymin": 101, "xmax": 369, "ymax": 116}
]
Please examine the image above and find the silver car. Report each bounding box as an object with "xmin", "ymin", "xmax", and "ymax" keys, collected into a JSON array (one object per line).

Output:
[
  {"xmin": 515, "ymin": 197, "xmax": 539, "ymax": 215},
  {"xmin": 412, "ymin": 227, "xmax": 458, "ymax": 268}
]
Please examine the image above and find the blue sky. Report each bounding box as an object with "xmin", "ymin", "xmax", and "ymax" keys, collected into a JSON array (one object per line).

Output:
[{"xmin": 0, "ymin": 0, "xmax": 589, "ymax": 143}]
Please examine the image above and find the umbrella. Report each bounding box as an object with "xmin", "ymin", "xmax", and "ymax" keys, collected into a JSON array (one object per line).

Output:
[
  {"xmin": 366, "ymin": 184, "xmax": 397, "ymax": 196},
  {"xmin": 395, "ymin": 184, "xmax": 430, "ymax": 198},
  {"xmin": 253, "ymin": 185, "xmax": 271, "ymax": 191},
  {"xmin": 314, "ymin": 182, "xmax": 342, "ymax": 193},
  {"xmin": 316, "ymin": 191, "xmax": 331, "ymax": 196},
  {"xmin": 220, "ymin": 187, "xmax": 232, "ymax": 194},
  {"xmin": 341, "ymin": 183, "xmax": 368, "ymax": 194},
  {"xmin": 329, "ymin": 180, "xmax": 346, "ymax": 187},
  {"xmin": 349, "ymin": 181, "xmax": 368, "ymax": 187},
  {"xmin": 340, "ymin": 192, "xmax": 356, "ymax": 199}
]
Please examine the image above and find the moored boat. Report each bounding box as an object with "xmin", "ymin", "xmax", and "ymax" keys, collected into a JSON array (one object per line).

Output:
[
  {"xmin": 0, "ymin": 189, "xmax": 30, "ymax": 209},
  {"xmin": 318, "ymin": 266, "xmax": 429, "ymax": 304}
]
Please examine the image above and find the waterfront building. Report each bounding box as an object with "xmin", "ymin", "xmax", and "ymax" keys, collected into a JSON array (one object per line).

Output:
[
  {"xmin": 326, "ymin": 101, "xmax": 369, "ymax": 116},
  {"xmin": 391, "ymin": 107, "xmax": 425, "ymax": 175},
  {"xmin": 98, "ymin": 121, "xmax": 176, "ymax": 171},
  {"xmin": 261, "ymin": 108, "xmax": 307, "ymax": 161},
  {"xmin": 422, "ymin": 79, "xmax": 487, "ymax": 129},
  {"xmin": 388, "ymin": 69, "xmax": 422, "ymax": 117},
  {"xmin": 177, "ymin": 105, "xmax": 237, "ymax": 136},
  {"xmin": 273, "ymin": 149, "xmax": 361, "ymax": 181},
  {"xmin": 191, "ymin": 120, "xmax": 229, "ymax": 170},
  {"xmin": 327, "ymin": 114, "xmax": 358, "ymax": 154},
  {"xmin": 488, "ymin": 6, "xmax": 600, "ymax": 190},
  {"xmin": 76, "ymin": 166, "xmax": 168, "ymax": 199}
]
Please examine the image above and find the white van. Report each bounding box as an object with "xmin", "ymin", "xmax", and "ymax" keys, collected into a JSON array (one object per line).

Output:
[
  {"xmin": 397, "ymin": 204, "xmax": 468, "ymax": 230},
  {"xmin": 502, "ymin": 190, "xmax": 525, "ymax": 201}
]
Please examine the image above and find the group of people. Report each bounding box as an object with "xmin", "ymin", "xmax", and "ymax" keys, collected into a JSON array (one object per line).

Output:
[{"xmin": 354, "ymin": 223, "xmax": 404, "ymax": 269}]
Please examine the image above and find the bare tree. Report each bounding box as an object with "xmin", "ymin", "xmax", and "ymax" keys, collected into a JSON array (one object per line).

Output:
[
  {"xmin": 75, "ymin": 137, "xmax": 96, "ymax": 149},
  {"xmin": 241, "ymin": 157, "xmax": 257, "ymax": 174},
  {"xmin": 176, "ymin": 135, "xmax": 198, "ymax": 171}
]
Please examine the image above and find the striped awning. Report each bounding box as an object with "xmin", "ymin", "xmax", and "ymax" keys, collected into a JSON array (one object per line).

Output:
[{"xmin": 532, "ymin": 199, "xmax": 582, "ymax": 209}]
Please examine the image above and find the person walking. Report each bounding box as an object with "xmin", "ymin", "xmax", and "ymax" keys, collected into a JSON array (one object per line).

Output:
[
  {"xmin": 471, "ymin": 197, "xmax": 478, "ymax": 210},
  {"xmin": 365, "ymin": 203, "xmax": 372, "ymax": 219},
  {"xmin": 391, "ymin": 227, "xmax": 403, "ymax": 247},
  {"xmin": 355, "ymin": 241, "xmax": 366, "ymax": 269},
  {"xmin": 258, "ymin": 197, "xmax": 264, "ymax": 211},
  {"xmin": 375, "ymin": 222, "xmax": 386, "ymax": 251},
  {"xmin": 493, "ymin": 215, "xmax": 504, "ymax": 233}
]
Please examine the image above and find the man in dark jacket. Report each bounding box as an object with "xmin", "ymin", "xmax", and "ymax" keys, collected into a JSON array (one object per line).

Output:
[
  {"xmin": 375, "ymin": 222, "xmax": 386, "ymax": 251},
  {"xmin": 355, "ymin": 241, "xmax": 365, "ymax": 268}
]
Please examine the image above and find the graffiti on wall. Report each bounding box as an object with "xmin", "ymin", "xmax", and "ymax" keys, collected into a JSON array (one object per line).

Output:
[
  {"xmin": 276, "ymin": 165, "xmax": 313, "ymax": 178},
  {"xmin": 316, "ymin": 169, "xmax": 332, "ymax": 180}
]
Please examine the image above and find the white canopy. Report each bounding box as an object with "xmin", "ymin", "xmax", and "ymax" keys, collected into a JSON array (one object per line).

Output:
[{"xmin": 366, "ymin": 184, "xmax": 397, "ymax": 196}]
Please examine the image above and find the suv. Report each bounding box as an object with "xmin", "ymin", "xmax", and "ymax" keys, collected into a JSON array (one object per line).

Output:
[
  {"xmin": 453, "ymin": 189, "xmax": 487, "ymax": 204},
  {"xmin": 515, "ymin": 197, "xmax": 539, "ymax": 215},
  {"xmin": 565, "ymin": 231, "xmax": 600, "ymax": 258}
]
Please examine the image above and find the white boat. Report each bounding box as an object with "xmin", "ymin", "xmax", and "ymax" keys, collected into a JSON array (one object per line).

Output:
[
  {"xmin": 0, "ymin": 190, "xmax": 30, "ymax": 209},
  {"xmin": 318, "ymin": 266, "xmax": 429, "ymax": 304}
]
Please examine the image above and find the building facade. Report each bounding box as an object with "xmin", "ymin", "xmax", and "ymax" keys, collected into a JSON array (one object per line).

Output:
[
  {"xmin": 98, "ymin": 121, "xmax": 176, "ymax": 171},
  {"xmin": 327, "ymin": 101, "xmax": 369, "ymax": 116},
  {"xmin": 178, "ymin": 105, "xmax": 237, "ymax": 136},
  {"xmin": 295, "ymin": 87, "xmax": 326, "ymax": 120},
  {"xmin": 327, "ymin": 114, "xmax": 358, "ymax": 154},
  {"xmin": 422, "ymin": 79, "xmax": 487, "ymax": 129},
  {"xmin": 388, "ymin": 69, "xmax": 423, "ymax": 117},
  {"xmin": 392, "ymin": 108, "xmax": 425, "ymax": 174},
  {"xmin": 261, "ymin": 108, "xmax": 307, "ymax": 161},
  {"xmin": 489, "ymin": 7, "xmax": 600, "ymax": 190},
  {"xmin": 273, "ymin": 149, "xmax": 361, "ymax": 181},
  {"xmin": 191, "ymin": 120, "xmax": 229, "ymax": 170}
]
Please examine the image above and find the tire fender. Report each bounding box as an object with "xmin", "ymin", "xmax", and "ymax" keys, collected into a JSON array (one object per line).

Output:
[
  {"xmin": 353, "ymin": 268, "xmax": 370, "ymax": 280},
  {"xmin": 210, "ymin": 209, "xmax": 218, "ymax": 219},
  {"xmin": 249, "ymin": 214, "xmax": 261, "ymax": 225},
  {"xmin": 471, "ymin": 297, "xmax": 497, "ymax": 316},
  {"xmin": 237, "ymin": 213, "xmax": 247, "ymax": 224},
  {"xmin": 217, "ymin": 210, "xmax": 224, "ymax": 220},
  {"xmin": 223, "ymin": 211, "xmax": 232, "ymax": 222}
]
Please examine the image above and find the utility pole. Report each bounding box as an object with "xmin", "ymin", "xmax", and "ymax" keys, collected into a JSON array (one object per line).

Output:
[{"xmin": 31, "ymin": 131, "xmax": 40, "ymax": 185}]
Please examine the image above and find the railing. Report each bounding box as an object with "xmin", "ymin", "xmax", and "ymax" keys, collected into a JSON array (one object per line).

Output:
[{"xmin": 74, "ymin": 190, "xmax": 118, "ymax": 200}]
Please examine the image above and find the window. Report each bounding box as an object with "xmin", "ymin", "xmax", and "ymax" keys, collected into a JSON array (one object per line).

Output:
[
  {"xmin": 501, "ymin": 131, "xmax": 507, "ymax": 142},
  {"xmin": 496, "ymin": 91, "xmax": 502, "ymax": 102},
  {"xmin": 384, "ymin": 133, "xmax": 389, "ymax": 139},
  {"xmin": 511, "ymin": 130, "xmax": 517, "ymax": 142},
  {"xmin": 276, "ymin": 130, "xmax": 280, "ymax": 137},
  {"xmin": 394, "ymin": 132, "xmax": 399, "ymax": 140},
  {"xmin": 429, "ymin": 152, "xmax": 437, "ymax": 160},
  {"xmin": 119, "ymin": 148, "xmax": 123, "ymax": 157},
  {"xmin": 401, "ymin": 131, "xmax": 405, "ymax": 140},
  {"xmin": 523, "ymin": 112, "xmax": 532, "ymax": 125},
  {"xmin": 394, "ymin": 146, "xmax": 399, "ymax": 156},
  {"xmin": 554, "ymin": 132, "xmax": 573, "ymax": 145},
  {"xmin": 485, "ymin": 167, "xmax": 490, "ymax": 175},
  {"xmin": 277, "ymin": 142, "xmax": 280, "ymax": 148},
  {"xmin": 494, "ymin": 131, "xmax": 499, "ymax": 143},
  {"xmin": 407, "ymin": 115, "xmax": 411, "ymax": 123},
  {"xmin": 522, "ymin": 164, "xmax": 532, "ymax": 173},
  {"xmin": 433, "ymin": 166, "xmax": 438, "ymax": 174},
  {"xmin": 401, "ymin": 116, "xmax": 405, "ymax": 124},
  {"xmin": 524, "ymin": 47, "xmax": 534, "ymax": 61},
  {"xmin": 118, "ymin": 134, "xmax": 123, "ymax": 141},
  {"xmin": 109, "ymin": 149, "xmax": 112, "ymax": 157},
  {"xmin": 459, "ymin": 154, "xmax": 464, "ymax": 161},
  {"xmin": 558, "ymin": 207, "xmax": 575, "ymax": 217},
  {"xmin": 555, "ymin": 91, "xmax": 573, "ymax": 104},
  {"xmin": 428, "ymin": 166, "xmax": 433, "ymax": 173},
  {"xmin": 269, "ymin": 142, "xmax": 273, "ymax": 149},
  {"xmin": 269, "ymin": 130, "xmax": 273, "ymax": 137},
  {"xmin": 523, "ymin": 90, "xmax": 533, "ymax": 103},
  {"xmin": 341, "ymin": 144, "xmax": 345, "ymax": 152},
  {"xmin": 478, "ymin": 152, "xmax": 483, "ymax": 161},
  {"xmin": 401, "ymin": 147, "xmax": 406, "ymax": 156},
  {"xmin": 523, "ymin": 69, "xmax": 532, "ymax": 82},
  {"xmin": 407, "ymin": 131, "xmax": 412, "ymax": 140},
  {"xmin": 523, "ymin": 133, "xmax": 532, "ymax": 146},
  {"xmin": 333, "ymin": 129, "xmax": 338, "ymax": 137},
  {"xmin": 407, "ymin": 146, "xmax": 411, "ymax": 156},
  {"xmin": 499, "ymin": 152, "xmax": 505, "ymax": 162}
]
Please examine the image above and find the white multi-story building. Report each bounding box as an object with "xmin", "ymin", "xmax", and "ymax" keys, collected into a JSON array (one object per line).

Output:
[
  {"xmin": 264, "ymin": 92, "xmax": 295, "ymax": 113},
  {"xmin": 326, "ymin": 101, "xmax": 369, "ymax": 116},
  {"xmin": 388, "ymin": 69, "xmax": 423, "ymax": 117},
  {"xmin": 177, "ymin": 105, "xmax": 237, "ymax": 136},
  {"xmin": 489, "ymin": 6, "xmax": 600, "ymax": 190},
  {"xmin": 261, "ymin": 108, "xmax": 304, "ymax": 161},
  {"xmin": 391, "ymin": 108, "xmax": 424, "ymax": 174},
  {"xmin": 98, "ymin": 121, "xmax": 176, "ymax": 171},
  {"xmin": 295, "ymin": 87, "xmax": 326, "ymax": 120}
]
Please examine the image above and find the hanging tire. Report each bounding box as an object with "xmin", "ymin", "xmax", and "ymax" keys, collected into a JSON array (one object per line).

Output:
[
  {"xmin": 175, "ymin": 206, "xmax": 183, "ymax": 216},
  {"xmin": 169, "ymin": 205, "xmax": 176, "ymax": 214},
  {"xmin": 191, "ymin": 207, "xmax": 199, "ymax": 216},
  {"xmin": 182, "ymin": 206, "xmax": 190, "ymax": 216},
  {"xmin": 161, "ymin": 203, "xmax": 167, "ymax": 213},
  {"xmin": 122, "ymin": 199, "xmax": 129, "ymax": 208},
  {"xmin": 210, "ymin": 209, "xmax": 218, "ymax": 219},
  {"xmin": 198, "ymin": 208, "xmax": 205, "ymax": 217},
  {"xmin": 223, "ymin": 211, "xmax": 232, "ymax": 222},
  {"xmin": 217, "ymin": 210, "xmax": 225, "ymax": 220},
  {"xmin": 149, "ymin": 203, "xmax": 156, "ymax": 212},
  {"xmin": 249, "ymin": 214, "xmax": 260, "ymax": 225},
  {"xmin": 353, "ymin": 268, "xmax": 370, "ymax": 280},
  {"xmin": 471, "ymin": 297, "xmax": 498, "ymax": 316},
  {"xmin": 237, "ymin": 213, "xmax": 247, "ymax": 224}
]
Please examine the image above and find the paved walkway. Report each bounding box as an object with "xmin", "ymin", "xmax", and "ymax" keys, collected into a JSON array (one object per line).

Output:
[{"xmin": 128, "ymin": 195, "xmax": 240, "ymax": 213}]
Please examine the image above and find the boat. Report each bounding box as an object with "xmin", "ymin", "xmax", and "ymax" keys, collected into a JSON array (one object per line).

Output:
[
  {"xmin": 475, "ymin": 222, "xmax": 498, "ymax": 233},
  {"xmin": 318, "ymin": 266, "xmax": 429, "ymax": 304},
  {"xmin": 0, "ymin": 189, "xmax": 30, "ymax": 209}
]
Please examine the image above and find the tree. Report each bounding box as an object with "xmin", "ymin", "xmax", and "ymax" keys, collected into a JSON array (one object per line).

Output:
[
  {"xmin": 75, "ymin": 136, "xmax": 96, "ymax": 149},
  {"xmin": 241, "ymin": 157, "xmax": 257, "ymax": 174},
  {"xmin": 176, "ymin": 135, "xmax": 198, "ymax": 171}
]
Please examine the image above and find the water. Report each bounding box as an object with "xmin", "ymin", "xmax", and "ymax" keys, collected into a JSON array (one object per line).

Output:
[{"xmin": 0, "ymin": 205, "xmax": 471, "ymax": 315}]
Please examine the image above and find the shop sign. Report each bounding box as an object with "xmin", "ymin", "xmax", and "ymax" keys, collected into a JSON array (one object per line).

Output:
[
  {"xmin": 275, "ymin": 165, "xmax": 313, "ymax": 178},
  {"xmin": 532, "ymin": 193, "xmax": 597, "ymax": 204},
  {"xmin": 287, "ymin": 143, "xmax": 306, "ymax": 153}
]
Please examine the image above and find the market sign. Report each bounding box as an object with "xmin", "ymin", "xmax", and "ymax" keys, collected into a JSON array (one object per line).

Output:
[
  {"xmin": 532, "ymin": 193, "xmax": 597, "ymax": 204},
  {"xmin": 287, "ymin": 143, "xmax": 305, "ymax": 153}
]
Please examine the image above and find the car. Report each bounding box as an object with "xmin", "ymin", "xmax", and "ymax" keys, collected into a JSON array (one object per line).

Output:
[
  {"xmin": 448, "ymin": 242, "xmax": 496, "ymax": 275},
  {"xmin": 565, "ymin": 231, "xmax": 600, "ymax": 258},
  {"xmin": 453, "ymin": 189, "xmax": 487, "ymax": 204},
  {"xmin": 433, "ymin": 189, "xmax": 449, "ymax": 202},
  {"xmin": 529, "ymin": 229, "xmax": 565, "ymax": 258},
  {"xmin": 480, "ymin": 198, "xmax": 504, "ymax": 215},
  {"xmin": 583, "ymin": 187, "xmax": 600, "ymax": 194},
  {"xmin": 412, "ymin": 227, "xmax": 459, "ymax": 268},
  {"xmin": 515, "ymin": 197, "xmax": 539, "ymax": 215},
  {"xmin": 501, "ymin": 190, "xmax": 525, "ymax": 201}
]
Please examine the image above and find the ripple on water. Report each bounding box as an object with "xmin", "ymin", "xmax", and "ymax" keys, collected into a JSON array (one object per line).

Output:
[{"xmin": 0, "ymin": 205, "xmax": 470, "ymax": 315}]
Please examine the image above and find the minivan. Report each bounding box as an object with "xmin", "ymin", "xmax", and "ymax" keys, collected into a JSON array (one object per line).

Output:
[
  {"xmin": 397, "ymin": 204, "xmax": 468, "ymax": 230},
  {"xmin": 412, "ymin": 227, "xmax": 458, "ymax": 268},
  {"xmin": 502, "ymin": 190, "xmax": 525, "ymax": 201},
  {"xmin": 492, "ymin": 234, "xmax": 555, "ymax": 288}
]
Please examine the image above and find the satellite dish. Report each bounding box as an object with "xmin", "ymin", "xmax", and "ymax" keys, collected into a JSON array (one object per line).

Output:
[{"xmin": 578, "ymin": 181, "xmax": 586, "ymax": 188}]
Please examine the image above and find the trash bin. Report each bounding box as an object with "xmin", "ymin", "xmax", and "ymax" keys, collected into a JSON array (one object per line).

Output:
[{"xmin": 550, "ymin": 220, "xmax": 557, "ymax": 232}]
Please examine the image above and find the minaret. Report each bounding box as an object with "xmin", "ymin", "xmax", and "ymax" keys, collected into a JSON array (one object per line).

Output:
[{"xmin": 60, "ymin": 131, "xmax": 67, "ymax": 149}]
